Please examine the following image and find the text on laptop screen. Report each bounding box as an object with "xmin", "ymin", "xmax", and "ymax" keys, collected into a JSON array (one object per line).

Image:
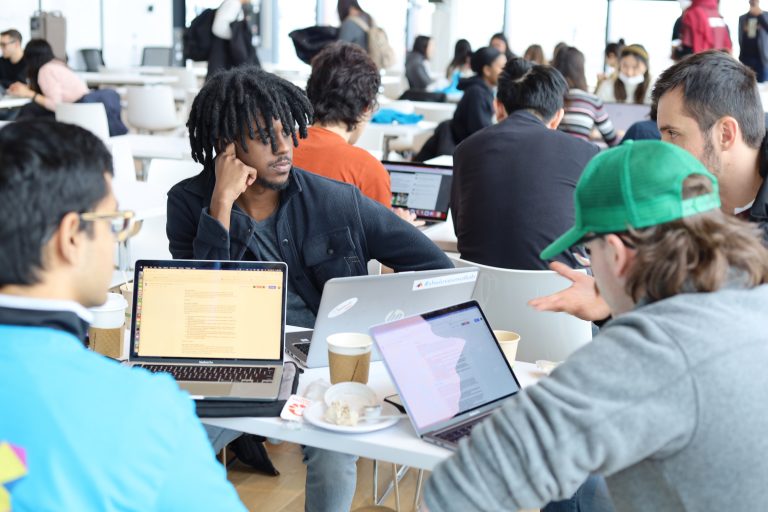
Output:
[
  {"xmin": 134, "ymin": 266, "xmax": 283, "ymax": 360},
  {"xmin": 384, "ymin": 162, "xmax": 452, "ymax": 220},
  {"xmin": 371, "ymin": 304, "xmax": 520, "ymax": 431}
]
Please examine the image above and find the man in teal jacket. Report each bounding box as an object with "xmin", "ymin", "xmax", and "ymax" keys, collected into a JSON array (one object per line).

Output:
[{"xmin": 0, "ymin": 120, "xmax": 246, "ymax": 511}]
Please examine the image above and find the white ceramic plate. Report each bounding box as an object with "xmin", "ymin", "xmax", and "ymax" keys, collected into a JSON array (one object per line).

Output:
[{"xmin": 304, "ymin": 401, "xmax": 402, "ymax": 434}]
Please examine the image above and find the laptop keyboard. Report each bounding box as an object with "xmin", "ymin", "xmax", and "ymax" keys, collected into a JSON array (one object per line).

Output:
[
  {"xmin": 293, "ymin": 342, "xmax": 310, "ymax": 356},
  {"xmin": 435, "ymin": 417, "xmax": 484, "ymax": 443},
  {"xmin": 135, "ymin": 365, "xmax": 275, "ymax": 383}
]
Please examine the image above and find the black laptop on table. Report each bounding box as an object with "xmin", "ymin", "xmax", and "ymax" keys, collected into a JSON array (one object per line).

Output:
[
  {"xmin": 125, "ymin": 259, "xmax": 286, "ymax": 401},
  {"xmin": 382, "ymin": 160, "xmax": 453, "ymax": 228},
  {"xmin": 370, "ymin": 300, "xmax": 521, "ymax": 450}
]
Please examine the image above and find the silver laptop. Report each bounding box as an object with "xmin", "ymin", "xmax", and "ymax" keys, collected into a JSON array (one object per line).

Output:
[
  {"xmin": 383, "ymin": 160, "xmax": 453, "ymax": 228},
  {"xmin": 285, "ymin": 267, "xmax": 478, "ymax": 368},
  {"xmin": 603, "ymin": 103, "xmax": 651, "ymax": 133},
  {"xmin": 126, "ymin": 259, "xmax": 286, "ymax": 401},
  {"xmin": 370, "ymin": 300, "xmax": 521, "ymax": 450}
]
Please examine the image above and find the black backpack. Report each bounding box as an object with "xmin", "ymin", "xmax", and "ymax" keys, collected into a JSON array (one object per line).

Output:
[{"xmin": 183, "ymin": 8, "xmax": 216, "ymax": 62}]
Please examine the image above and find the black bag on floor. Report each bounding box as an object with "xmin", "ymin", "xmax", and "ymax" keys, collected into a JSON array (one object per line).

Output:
[{"xmin": 230, "ymin": 434, "xmax": 279, "ymax": 476}]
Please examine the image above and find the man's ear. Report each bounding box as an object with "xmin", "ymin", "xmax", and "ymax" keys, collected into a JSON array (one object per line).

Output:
[
  {"xmin": 52, "ymin": 212, "xmax": 85, "ymax": 267},
  {"xmin": 547, "ymin": 108, "xmax": 565, "ymax": 130},
  {"xmin": 603, "ymin": 234, "xmax": 634, "ymax": 279},
  {"xmin": 714, "ymin": 116, "xmax": 739, "ymax": 152},
  {"xmin": 494, "ymin": 98, "xmax": 508, "ymax": 122}
]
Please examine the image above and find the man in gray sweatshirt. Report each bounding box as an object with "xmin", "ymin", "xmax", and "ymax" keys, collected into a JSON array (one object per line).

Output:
[{"xmin": 423, "ymin": 140, "xmax": 768, "ymax": 511}]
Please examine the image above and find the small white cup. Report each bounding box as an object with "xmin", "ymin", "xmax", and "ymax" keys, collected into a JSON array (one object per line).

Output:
[{"xmin": 493, "ymin": 330, "xmax": 521, "ymax": 365}]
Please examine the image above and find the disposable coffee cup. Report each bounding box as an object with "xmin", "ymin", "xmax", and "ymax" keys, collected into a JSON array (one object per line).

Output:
[
  {"xmin": 327, "ymin": 333, "xmax": 373, "ymax": 384},
  {"xmin": 493, "ymin": 330, "xmax": 521, "ymax": 365},
  {"xmin": 88, "ymin": 292, "xmax": 128, "ymax": 359},
  {"xmin": 119, "ymin": 282, "xmax": 134, "ymax": 328}
]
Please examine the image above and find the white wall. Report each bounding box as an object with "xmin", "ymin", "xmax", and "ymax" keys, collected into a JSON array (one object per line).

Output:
[
  {"xmin": 102, "ymin": 1, "xmax": 173, "ymax": 69},
  {"xmin": 0, "ymin": 0, "xmax": 173, "ymax": 69}
]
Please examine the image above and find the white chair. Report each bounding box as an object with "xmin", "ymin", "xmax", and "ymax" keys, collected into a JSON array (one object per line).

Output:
[
  {"xmin": 55, "ymin": 103, "xmax": 110, "ymax": 141},
  {"xmin": 107, "ymin": 139, "xmax": 170, "ymax": 266},
  {"xmin": 355, "ymin": 127, "xmax": 385, "ymax": 153},
  {"xmin": 126, "ymin": 85, "xmax": 182, "ymax": 134},
  {"xmin": 146, "ymin": 158, "xmax": 201, "ymax": 192},
  {"xmin": 450, "ymin": 256, "xmax": 593, "ymax": 363}
]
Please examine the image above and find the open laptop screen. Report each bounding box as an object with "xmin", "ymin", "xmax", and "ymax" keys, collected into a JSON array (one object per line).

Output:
[
  {"xmin": 371, "ymin": 301, "xmax": 520, "ymax": 433},
  {"xmin": 382, "ymin": 161, "xmax": 452, "ymax": 221},
  {"xmin": 130, "ymin": 260, "xmax": 286, "ymax": 361}
]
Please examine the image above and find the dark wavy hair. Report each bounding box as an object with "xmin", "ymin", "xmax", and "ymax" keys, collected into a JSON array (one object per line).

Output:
[
  {"xmin": 24, "ymin": 39, "xmax": 56, "ymax": 93},
  {"xmin": 623, "ymin": 175, "xmax": 768, "ymax": 302},
  {"xmin": 446, "ymin": 39, "xmax": 472, "ymax": 78},
  {"xmin": 187, "ymin": 66, "xmax": 313, "ymax": 169},
  {"xmin": 306, "ymin": 41, "xmax": 380, "ymax": 131}
]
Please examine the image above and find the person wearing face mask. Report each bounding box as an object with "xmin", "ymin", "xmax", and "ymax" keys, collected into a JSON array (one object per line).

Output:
[{"xmin": 595, "ymin": 44, "xmax": 652, "ymax": 105}]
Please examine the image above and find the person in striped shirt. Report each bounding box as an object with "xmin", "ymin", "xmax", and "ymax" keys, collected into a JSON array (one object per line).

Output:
[{"xmin": 553, "ymin": 46, "xmax": 619, "ymax": 146}]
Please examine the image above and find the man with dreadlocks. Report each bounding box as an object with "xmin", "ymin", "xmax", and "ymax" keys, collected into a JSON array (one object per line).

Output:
[{"xmin": 167, "ymin": 66, "xmax": 451, "ymax": 511}]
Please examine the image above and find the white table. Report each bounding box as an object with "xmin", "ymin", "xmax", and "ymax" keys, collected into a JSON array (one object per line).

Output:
[
  {"xmin": 423, "ymin": 212, "xmax": 457, "ymax": 253},
  {"xmin": 363, "ymin": 121, "xmax": 437, "ymax": 159},
  {"xmin": 203, "ymin": 358, "xmax": 542, "ymax": 471},
  {"xmin": 424, "ymin": 155, "xmax": 453, "ymax": 167},
  {"xmin": 0, "ymin": 96, "xmax": 30, "ymax": 109},
  {"xmin": 78, "ymin": 72, "xmax": 178, "ymax": 87},
  {"xmin": 111, "ymin": 133, "xmax": 192, "ymax": 161}
]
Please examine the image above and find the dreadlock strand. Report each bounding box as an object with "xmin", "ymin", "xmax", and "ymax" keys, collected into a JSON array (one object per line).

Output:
[{"xmin": 187, "ymin": 66, "xmax": 314, "ymax": 169}]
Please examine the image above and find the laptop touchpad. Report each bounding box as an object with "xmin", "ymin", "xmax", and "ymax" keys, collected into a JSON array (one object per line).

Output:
[{"xmin": 180, "ymin": 382, "xmax": 234, "ymax": 397}]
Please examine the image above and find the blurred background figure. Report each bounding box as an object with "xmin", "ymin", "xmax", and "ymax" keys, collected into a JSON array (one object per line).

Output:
[
  {"xmin": 596, "ymin": 39, "xmax": 624, "ymax": 92},
  {"xmin": 739, "ymin": 0, "xmax": 768, "ymax": 82},
  {"xmin": 405, "ymin": 35, "xmax": 435, "ymax": 91},
  {"xmin": 553, "ymin": 46, "xmax": 618, "ymax": 147},
  {"xmin": 446, "ymin": 38, "xmax": 473, "ymax": 80},
  {"xmin": 523, "ymin": 44, "xmax": 547, "ymax": 65},
  {"xmin": 337, "ymin": 0, "xmax": 373, "ymax": 52},
  {"xmin": 489, "ymin": 32, "xmax": 515, "ymax": 61},
  {"xmin": 595, "ymin": 44, "xmax": 652, "ymax": 105}
]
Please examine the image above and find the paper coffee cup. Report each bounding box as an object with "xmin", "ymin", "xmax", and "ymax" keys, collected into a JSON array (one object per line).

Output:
[
  {"xmin": 327, "ymin": 333, "xmax": 373, "ymax": 384},
  {"xmin": 119, "ymin": 282, "xmax": 134, "ymax": 328},
  {"xmin": 88, "ymin": 292, "xmax": 127, "ymax": 359},
  {"xmin": 493, "ymin": 330, "xmax": 521, "ymax": 365}
]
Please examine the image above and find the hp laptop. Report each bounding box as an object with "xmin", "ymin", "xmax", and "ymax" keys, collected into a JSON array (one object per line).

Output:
[
  {"xmin": 285, "ymin": 267, "xmax": 478, "ymax": 368},
  {"xmin": 383, "ymin": 160, "xmax": 453, "ymax": 228},
  {"xmin": 370, "ymin": 301, "xmax": 521, "ymax": 450},
  {"xmin": 126, "ymin": 259, "xmax": 286, "ymax": 401}
]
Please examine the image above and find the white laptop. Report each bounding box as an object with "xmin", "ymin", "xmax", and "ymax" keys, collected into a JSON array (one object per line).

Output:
[
  {"xmin": 125, "ymin": 259, "xmax": 286, "ymax": 401},
  {"xmin": 370, "ymin": 300, "xmax": 521, "ymax": 450},
  {"xmin": 603, "ymin": 103, "xmax": 651, "ymax": 133},
  {"xmin": 383, "ymin": 160, "xmax": 453, "ymax": 229},
  {"xmin": 285, "ymin": 267, "xmax": 478, "ymax": 368}
]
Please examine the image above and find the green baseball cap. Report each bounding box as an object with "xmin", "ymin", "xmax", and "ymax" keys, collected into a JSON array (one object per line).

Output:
[{"xmin": 540, "ymin": 140, "xmax": 721, "ymax": 260}]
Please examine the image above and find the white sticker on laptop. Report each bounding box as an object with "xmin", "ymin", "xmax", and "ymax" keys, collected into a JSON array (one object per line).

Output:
[
  {"xmin": 412, "ymin": 271, "xmax": 478, "ymax": 291},
  {"xmin": 328, "ymin": 297, "xmax": 358, "ymax": 318}
]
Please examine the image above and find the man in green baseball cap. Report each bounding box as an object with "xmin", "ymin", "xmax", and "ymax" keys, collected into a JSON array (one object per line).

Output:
[{"xmin": 422, "ymin": 140, "xmax": 768, "ymax": 511}]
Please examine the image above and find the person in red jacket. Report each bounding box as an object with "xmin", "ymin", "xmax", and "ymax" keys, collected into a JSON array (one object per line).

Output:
[{"xmin": 680, "ymin": 0, "xmax": 733, "ymax": 55}]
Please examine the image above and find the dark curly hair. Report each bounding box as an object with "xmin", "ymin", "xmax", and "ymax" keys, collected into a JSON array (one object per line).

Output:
[
  {"xmin": 306, "ymin": 41, "xmax": 381, "ymax": 131},
  {"xmin": 187, "ymin": 66, "xmax": 313, "ymax": 169}
]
